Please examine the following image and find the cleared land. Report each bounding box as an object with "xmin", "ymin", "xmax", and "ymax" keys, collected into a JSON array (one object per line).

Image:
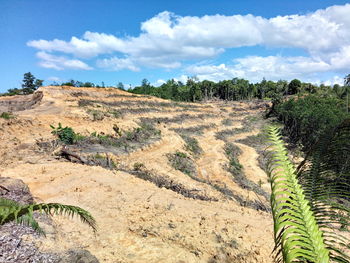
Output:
[{"xmin": 0, "ymin": 86, "xmax": 273, "ymax": 263}]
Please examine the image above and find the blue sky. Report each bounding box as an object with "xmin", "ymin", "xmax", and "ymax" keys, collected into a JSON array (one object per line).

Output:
[{"xmin": 1, "ymin": 0, "xmax": 350, "ymax": 92}]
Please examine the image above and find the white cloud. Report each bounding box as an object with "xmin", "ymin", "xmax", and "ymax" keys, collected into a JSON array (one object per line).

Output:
[
  {"xmin": 186, "ymin": 55, "xmax": 333, "ymax": 83},
  {"xmin": 47, "ymin": 76, "xmax": 62, "ymax": 82},
  {"xmin": 36, "ymin": 51, "xmax": 92, "ymax": 70},
  {"xmin": 96, "ymin": 57, "xmax": 139, "ymax": 71},
  {"xmin": 322, "ymin": 75, "xmax": 344, "ymax": 86},
  {"xmin": 28, "ymin": 4, "xmax": 350, "ymax": 81},
  {"xmin": 153, "ymin": 79, "xmax": 166, "ymax": 87}
]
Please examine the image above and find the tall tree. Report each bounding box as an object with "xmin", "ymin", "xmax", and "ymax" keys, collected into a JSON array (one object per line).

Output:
[
  {"xmin": 287, "ymin": 79, "xmax": 302, "ymax": 95},
  {"xmin": 21, "ymin": 72, "xmax": 42, "ymax": 95}
]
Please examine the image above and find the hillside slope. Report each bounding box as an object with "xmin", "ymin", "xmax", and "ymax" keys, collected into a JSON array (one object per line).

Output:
[{"xmin": 0, "ymin": 86, "xmax": 273, "ymax": 263}]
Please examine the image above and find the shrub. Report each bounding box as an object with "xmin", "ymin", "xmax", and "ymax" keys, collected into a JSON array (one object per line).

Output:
[
  {"xmin": 50, "ymin": 123, "xmax": 80, "ymax": 144},
  {"xmin": 0, "ymin": 112, "xmax": 14, "ymax": 120},
  {"xmin": 133, "ymin": 162, "xmax": 145, "ymax": 171}
]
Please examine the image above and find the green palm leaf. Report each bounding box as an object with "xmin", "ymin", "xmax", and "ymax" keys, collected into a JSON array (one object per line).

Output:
[
  {"xmin": 267, "ymin": 126, "xmax": 330, "ymax": 263},
  {"xmin": 0, "ymin": 197, "xmax": 96, "ymax": 234}
]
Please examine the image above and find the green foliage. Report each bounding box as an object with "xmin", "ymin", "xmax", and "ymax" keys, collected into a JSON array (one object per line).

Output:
[
  {"xmin": 133, "ymin": 162, "xmax": 145, "ymax": 171},
  {"xmin": 0, "ymin": 112, "xmax": 14, "ymax": 119},
  {"xmin": 275, "ymin": 95, "xmax": 348, "ymax": 151},
  {"xmin": 1, "ymin": 72, "xmax": 43, "ymax": 96},
  {"xmin": 182, "ymin": 135, "xmax": 203, "ymax": 157},
  {"xmin": 21, "ymin": 72, "xmax": 43, "ymax": 95},
  {"xmin": 167, "ymin": 151, "xmax": 197, "ymax": 177},
  {"xmin": 287, "ymin": 79, "xmax": 302, "ymax": 95},
  {"xmin": 267, "ymin": 126, "xmax": 329, "ymax": 262},
  {"xmin": 50, "ymin": 123, "xmax": 81, "ymax": 144},
  {"xmin": 0, "ymin": 197, "xmax": 96, "ymax": 235},
  {"xmin": 267, "ymin": 126, "xmax": 350, "ymax": 263}
]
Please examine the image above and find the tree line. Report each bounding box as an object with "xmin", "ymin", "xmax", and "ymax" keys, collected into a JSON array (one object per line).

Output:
[{"xmin": 129, "ymin": 76, "xmax": 350, "ymax": 103}]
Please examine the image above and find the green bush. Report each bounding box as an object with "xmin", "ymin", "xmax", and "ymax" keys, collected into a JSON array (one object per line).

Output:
[
  {"xmin": 0, "ymin": 112, "xmax": 14, "ymax": 120},
  {"xmin": 50, "ymin": 123, "xmax": 80, "ymax": 144}
]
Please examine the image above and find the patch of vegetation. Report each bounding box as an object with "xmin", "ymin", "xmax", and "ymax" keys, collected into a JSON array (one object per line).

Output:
[
  {"xmin": 127, "ymin": 164, "xmax": 216, "ymax": 201},
  {"xmin": 1, "ymin": 72, "xmax": 43, "ymax": 96},
  {"xmin": 274, "ymin": 95, "xmax": 349, "ymax": 151},
  {"xmin": 171, "ymin": 123, "xmax": 216, "ymax": 136},
  {"xmin": 167, "ymin": 151, "xmax": 198, "ymax": 179},
  {"xmin": 88, "ymin": 109, "xmax": 105, "ymax": 121},
  {"xmin": 0, "ymin": 198, "xmax": 96, "ymax": 234},
  {"xmin": 0, "ymin": 112, "xmax": 14, "ymax": 120},
  {"xmin": 181, "ymin": 135, "xmax": 203, "ymax": 157},
  {"xmin": 215, "ymin": 128, "xmax": 245, "ymax": 141},
  {"xmin": 221, "ymin": 118, "xmax": 233, "ymax": 126},
  {"xmin": 224, "ymin": 143, "xmax": 269, "ymax": 201},
  {"xmin": 215, "ymin": 114, "xmax": 263, "ymax": 141},
  {"xmin": 236, "ymin": 132, "xmax": 268, "ymax": 171},
  {"xmin": 75, "ymin": 121, "xmax": 161, "ymax": 154},
  {"xmin": 87, "ymin": 153, "xmax": 116, "ymax": 170},
  {"xmin": 50, "ymin": 123, "xmax": 84, "ymax": 144}
]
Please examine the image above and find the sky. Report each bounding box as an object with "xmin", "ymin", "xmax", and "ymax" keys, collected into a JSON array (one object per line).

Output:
[{"xmin": 1, "ymin": 0, "xmax": 350, "ymax": 92}]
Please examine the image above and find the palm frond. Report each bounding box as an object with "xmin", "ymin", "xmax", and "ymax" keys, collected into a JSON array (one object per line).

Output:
[
  {"xmin": 0, "ymin": 198, "xmax": 96, "ymax": 234},
  {"xmin": 267, "ymin": 126, "xmax": 330, "ymax": 263}
]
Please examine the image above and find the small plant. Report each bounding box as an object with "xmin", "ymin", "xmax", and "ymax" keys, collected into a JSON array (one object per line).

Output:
[
  {"xmin": 0, "ymin": 112, "xmax": 14, "ymax": 120},
  {"xmin": 50, "ymin": 123, "xmax": 79, "ymax": 144},
  {"xmin": 133, "ymin": 162, "xmax": 145, "ymax": 171},
  {"xmin": 91, "ymin": 110, "xmax": 104, "ymax": 121}
]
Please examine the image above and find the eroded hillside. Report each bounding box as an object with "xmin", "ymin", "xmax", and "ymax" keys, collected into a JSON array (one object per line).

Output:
[{"xmin": 0, "ymin": 86, "xmax": 274, "ymax": 263}]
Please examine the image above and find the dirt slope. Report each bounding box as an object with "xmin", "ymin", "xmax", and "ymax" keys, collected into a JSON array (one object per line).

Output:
[{"xmin": 0, "ymin": 86, "xmax": 273, "ymax": 262}]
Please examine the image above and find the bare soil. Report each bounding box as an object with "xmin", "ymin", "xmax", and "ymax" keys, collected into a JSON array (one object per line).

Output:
[{"xmin": 0, "ymin": 86, "xmax": 273, "ymax": 262}]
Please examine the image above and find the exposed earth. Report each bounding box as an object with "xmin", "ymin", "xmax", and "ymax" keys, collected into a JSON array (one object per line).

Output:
[{"xmin": 0, "ymin": 86, "xmax": 274, "ymax": 263}]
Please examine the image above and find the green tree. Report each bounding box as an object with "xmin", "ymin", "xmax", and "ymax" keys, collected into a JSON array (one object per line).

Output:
[
  {"xmin": 116, "ymin": 82, "xmax": 125, "ymax": 90},
  {"xmin": 287, "ymin": 79, "xmax": 302, "ymax": 95},
  {"xmin": 21, "ymin": 72, "xmax": 43, "ymax": 94},
  {"xmin": 344, "ymin": 74, "xmax": 350, "ymax": 113}
]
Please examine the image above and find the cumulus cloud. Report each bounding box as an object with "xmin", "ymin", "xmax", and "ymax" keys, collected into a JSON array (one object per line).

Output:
[
  {"xmin": 96, "ymin": 57, "xmax": 139, "ymax": 71},
  {"xmin": 36, "ymin": 51, "xmax": 92, "ymax": 70},
  {"xmin": 27, "ymin": 4, "xmax": 350, "ymax": 81}
]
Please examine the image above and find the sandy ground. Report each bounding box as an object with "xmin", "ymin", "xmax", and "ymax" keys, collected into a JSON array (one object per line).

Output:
[{"xmin": 0, "ymin": 86, "xmax": 274, "ymax": 262}]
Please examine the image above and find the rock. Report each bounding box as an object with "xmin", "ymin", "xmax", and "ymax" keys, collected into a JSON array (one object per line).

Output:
[
  {"xmin": 58, "ymin": 249, "xmax": 99, "ymax": 263},
  {"xmin": 0, "ymin": 177, "xmax": 34, "ymax": 204}
]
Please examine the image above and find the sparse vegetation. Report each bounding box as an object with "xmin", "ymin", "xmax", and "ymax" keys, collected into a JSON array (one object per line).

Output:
[
  {"xmin": 0, "ymin": 112, "xmax": 14, "ymax": 119},
  {"xmin": 167, "ymin": 151, "xmax": 197, "ymax": 179},
  {"xmin": 88, "ymin": 153, "xmax": 116, "ymax": 169},
  {"xmin": 224, "ymin": 143, "xmax": 269, "ymax": 201},
  {"xmin": 221, "ymin": 118, "xmax": 233, "ymax": 126},
  {"xmin": 171, "ymin": 123, "xmax": 216, "ymax": 136},
  {"xmin": 128, "ymin": 164, "xmax": 215, "ymax": 201},
  {"xmin": 181, "ymin": 135, "xmax": 203, "ymax": 157}
]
